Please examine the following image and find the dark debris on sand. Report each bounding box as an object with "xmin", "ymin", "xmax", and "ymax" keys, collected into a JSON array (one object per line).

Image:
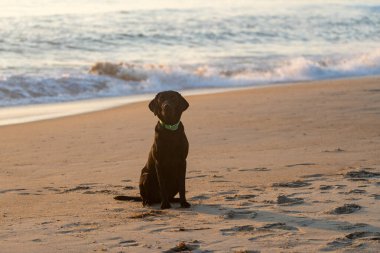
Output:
[{"xmin": 163, "ymin": 241, "xmax": 200, "ymax": 253}]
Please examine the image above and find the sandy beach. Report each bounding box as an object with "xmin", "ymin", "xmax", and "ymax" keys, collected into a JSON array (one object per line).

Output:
[{"xmin": 1, "ymin": 77, "xmax": 379, "ymax": 252}]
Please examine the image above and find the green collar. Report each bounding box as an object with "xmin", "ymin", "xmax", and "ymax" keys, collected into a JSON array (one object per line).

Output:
[{"xmin": 159, "ymin": 120, "xmax": 180, "ymax": 131}]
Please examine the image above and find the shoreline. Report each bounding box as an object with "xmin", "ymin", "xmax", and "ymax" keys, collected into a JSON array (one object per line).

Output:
[
  {"xmin": 1, "ymin": 76, "xmax": 379, "ymax": 252},
  {"xmin": 1, "ymin": 75, "xmax": 378, "ymax": 127}
]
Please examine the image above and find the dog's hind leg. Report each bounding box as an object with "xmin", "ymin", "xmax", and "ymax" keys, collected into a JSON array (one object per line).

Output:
[{"xmin": 139, "ymin": 167, "xmax": 161, "ymax": 206}]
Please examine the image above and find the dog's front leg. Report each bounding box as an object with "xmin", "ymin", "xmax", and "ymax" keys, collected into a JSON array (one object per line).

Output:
[
  {"xmin": 155, "ymin": 163, "xmax": 171, "ymax": 209},
  {"xmin": 179, "ymin": 161, "xmax": 191, "ymax": 208}
]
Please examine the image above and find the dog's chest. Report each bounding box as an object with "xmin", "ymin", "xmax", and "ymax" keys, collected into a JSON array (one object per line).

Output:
[
  {"xmin": 154, "ymin": 133, "xmax": 188, "ymax": 159},
  {"xmin": 159, "ymin": 136, "xmax": 184, "ymax": 152}
]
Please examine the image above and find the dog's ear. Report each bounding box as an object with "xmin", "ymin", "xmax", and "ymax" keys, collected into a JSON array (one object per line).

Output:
[
  {"xmin": 179, "ymin": 94, "xmax": 189, "ymax": 112},
  {"xmin": 149, "ymin": 96, "xmax": 159, "ymax": 115}
]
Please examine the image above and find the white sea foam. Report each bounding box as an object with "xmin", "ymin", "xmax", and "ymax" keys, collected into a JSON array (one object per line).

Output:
[{"xmin": 1, "ymin": 50, "xmax": 380, "ymax": 108}]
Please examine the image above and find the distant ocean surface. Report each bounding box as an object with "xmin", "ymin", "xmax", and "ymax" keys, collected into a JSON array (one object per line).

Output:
[{"xmin": 1, "ymin": 0, "xmax": 380, "ymax": 107}]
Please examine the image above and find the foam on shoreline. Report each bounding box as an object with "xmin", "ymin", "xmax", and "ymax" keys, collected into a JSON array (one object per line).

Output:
[
  {"xmin": 0, "ymin": 94, "xmax": 151, "ymax": 127},
  {"xmin": 0, "ymin": 86, "xmax": 253, "ymax": 126},
  {"xmin": 1, "ymin": 76, "xmax": 378, "ymax": 127}
]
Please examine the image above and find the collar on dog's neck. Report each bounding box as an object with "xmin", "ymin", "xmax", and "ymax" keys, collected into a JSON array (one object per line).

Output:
[{"xmin": 159, "ymin": 120, "xmax": 180, "ymax": 131}]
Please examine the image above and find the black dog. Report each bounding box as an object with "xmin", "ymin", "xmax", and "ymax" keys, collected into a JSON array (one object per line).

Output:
[
  {"xmin": 139, "ymin": 91, "xmax": 191, "ymax": 209},
  {"xmin": 115, "ymin": 91, "xmax": 191, "ymax": 209}
]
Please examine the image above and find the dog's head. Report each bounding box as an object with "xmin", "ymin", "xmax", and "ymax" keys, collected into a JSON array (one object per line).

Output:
[{"xmin": 149, "ymin": 91, "xmax": 189, "ymax": 125}]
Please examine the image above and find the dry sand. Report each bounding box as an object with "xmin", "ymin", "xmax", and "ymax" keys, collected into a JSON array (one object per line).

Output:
[{"xmin": 1, "ymin": 77, "xmax": 380, "ymax": 252}]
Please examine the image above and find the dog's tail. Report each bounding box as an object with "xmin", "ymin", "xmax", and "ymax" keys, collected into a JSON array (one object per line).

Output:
[{"xmin": 114, "ymin": 195, "xmax": 142, "ymax": 202}]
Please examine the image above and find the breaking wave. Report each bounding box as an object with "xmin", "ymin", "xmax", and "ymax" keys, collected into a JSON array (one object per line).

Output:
[{"xmin": 1, "ymin": 50, "xmax": 380, "ymax": 107}]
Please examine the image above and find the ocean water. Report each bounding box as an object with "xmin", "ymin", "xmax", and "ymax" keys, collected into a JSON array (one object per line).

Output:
[{"xmin": 1, "ymin": 0, "xmax": 380, "ymax": 107}]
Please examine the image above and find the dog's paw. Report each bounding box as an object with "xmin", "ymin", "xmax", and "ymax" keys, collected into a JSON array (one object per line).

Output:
[
  {"xmin": 180, "ymin": 201, "xmax": 191, "ymax": 208},
  {"xmin": 161, "ymin": 201, "xmax": 171, "ymax": 209}
]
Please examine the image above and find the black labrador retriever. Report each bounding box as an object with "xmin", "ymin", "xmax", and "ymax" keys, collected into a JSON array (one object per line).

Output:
[{"xmin": 139, "ymin": 90, "xmax": 191, "ymax": 209}]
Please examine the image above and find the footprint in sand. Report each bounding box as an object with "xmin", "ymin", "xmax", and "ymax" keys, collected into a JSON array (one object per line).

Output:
[
  {"xmin": 347, "ymin": 189, "xmax": 367, "ymax": 194},
  {"xmin": 301, "ymin": 173, "xmax": 325, "ymax": 179},
  {"xmin": 285, "ymin": 163, "xmax": 317, "ymax": 168},
  {"xmin": 210, "ymin": 179, "xmax": 232, "ymax": 183},
  {"xmin": 225, "ymin": 167, "xmax": 239, "ymax": 172},
  {"xmin": 337, "ymin": 222, "xmax": 368, "ymax": 231},
  {"xmin": 272, "ymin": 180, "xmax": 311, "ymax": 188},
  {"xmin": 345, "ymin": 169, "xmax": 380, "ymax": 180},
  {"xmin": 220, "ymin": 225, "xmax": 256, "ymax": 235},
  {"xmin": 128, "ymin": 210, "xmax": 169, "ymax": 219},
  {"xmin": 217, "ymin": 190, "xmax": 239, "ymax": 195},
  {"xmin": 238, "ymin": 167, "xmax": 270, "ymax": 172},
  {"xmin": 328, "ymin": 203, "xmax": 361, "ymax": 214},
  {"xmin": 323, "ymin": 232, "xmax": 380, "ymax": 251},
  {"xmin": 319, "ymin": 185, "xmax": 335, "ymax": 191},
  {"xmin": 43, "ymin": 186, "xmax": 61, "ymax": 192},
  {"xmin": 83, "ymin": 189, "xmax": 119, "ymax": 195},
  {"xmin": 276, "ymin": 195, "xmax": 304, "ymax": 206},
  {"xmin": 186, "ymin": 175, "xmax": 207, "ymax": 179},
  {"xmin": 259, "ymin": 222, "xmax": 298, "ymax": 231},
  {"xmin": 225, "ymin": 194, "xmax": 257, "ymax": 201},
  {"xmin": 220, "ymin": 222, "xmax": 298, "ymax": 236},
  {"xmin": 222, "ymin": 210, "xmax": 257, "ymax": 219},
  {"xmin": 61, "ymin": 184, "xmax": 124, "ymax": 195},
  {"xmin": 61, "ymin": 185, "xmax": 92, "ymax": 193},
  {"xmin": 150, "ymin": 226, "xmax": 211, "ymax": 233},
  {"xmin": 322, "ymin": 148, "xmax": 345, "ymax": 153},
  {"xmin": 119, "ymin": 240, "xmax": 139, "ymax": 247},
  {"xmin": 0, "ymin": 188, "xmax": 27, "ymax": 194},
  {"xmin": 191, "ymin": 194, "xmax": 211, "ymax": 200},
  {"xmin": 58, "ymin": 222, "xmax": 99, "ymax": 234}
]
